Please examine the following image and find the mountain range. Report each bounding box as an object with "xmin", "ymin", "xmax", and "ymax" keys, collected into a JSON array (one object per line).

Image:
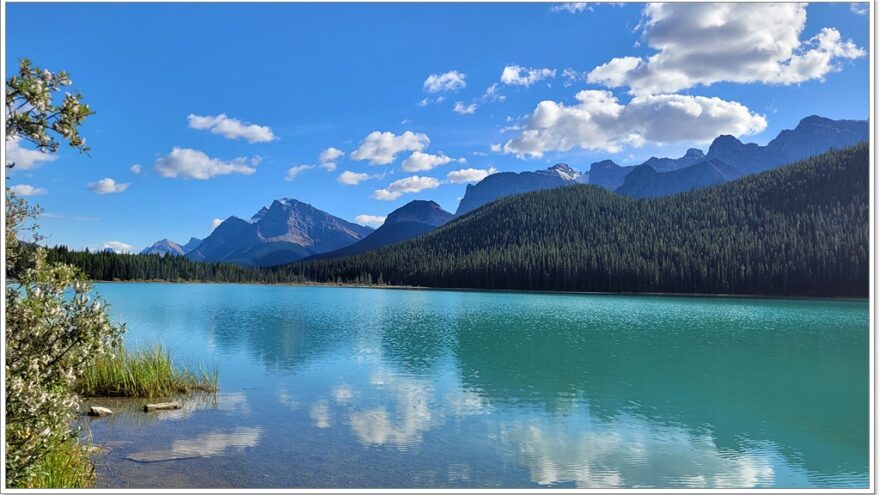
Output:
[
  {"xmin": 142, "ymin": 115, "xmax": 866, "ymax": 268},
  {"xmin": 289, "ymin": 143, "xmax": 868, "ymax": 297},
  {"xmin": 454, "ymin": 163, "xmax": 586, "ymax": 215},
  {"xmin": 140, "ymin": 237, "xmax": 203, "ymax": 257},
  {"xmin": 57, "ymin": 143, "xmax": 869, "ymax": 297},
  {"xmin": 184, "ymin": 199, "xmax": 373, "ymax": 266},
  {"xmin": 455, "ymin": 115, "xmax": 867, "ymax": 208},
  {"xmin": 305, "ymin": 200, "xmax": 454, "ymax": 261}
]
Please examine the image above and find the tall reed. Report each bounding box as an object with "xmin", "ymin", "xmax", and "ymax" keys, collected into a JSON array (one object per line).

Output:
[
  {"xmin": 76, "ymin": 345, "xmax": 217, "ymax": 397},
  {"xmin": 24, "ymin": 437, "xmax": 95, "ymax": 489}
]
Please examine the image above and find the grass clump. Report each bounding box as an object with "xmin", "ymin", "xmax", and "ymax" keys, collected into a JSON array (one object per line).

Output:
[
  {"xmin": 23, "ymin": 437, "xmax": 96, "ymax": 489},
  {"xmin": 76, "ymin": 345, "xmax": 218, "ymax": 397}
]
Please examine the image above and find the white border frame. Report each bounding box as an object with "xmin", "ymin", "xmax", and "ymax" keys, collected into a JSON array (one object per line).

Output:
[{"xmin": 0, "ymin": 1, "xmax": 875, "ymax": 493}]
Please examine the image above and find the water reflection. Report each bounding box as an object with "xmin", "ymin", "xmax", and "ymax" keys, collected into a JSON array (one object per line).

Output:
[
  {"xmin": 97, "ymin": 284, "xmax": 868, "ymax": 488},
  {"xmin": 126, "ymin": 427, "xmax": 263, "ymax": 463},
  {"xmin": 500, "ymin": 413, "xmax": 780, "ymax": 488}
]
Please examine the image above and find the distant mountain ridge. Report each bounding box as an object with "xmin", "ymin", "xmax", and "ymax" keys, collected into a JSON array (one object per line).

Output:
[
  {"xmin": 616, "ymin": 158, "xmax": 742, "ymax": 199},
  {"xmin": 141, "ymin": 237, "xmax": 202, "ymax": 257},
  {"xmin": 306, "ymin": 200, "xmax": 454, "ymax": 261},
  {"xmin": 185, "ymin": 198, "xmax": 373, "ymax": 266},
  {"xmin": 140, "ymin": 239, "xmax": 185, "ymax": 257},
  {"xmin": 454, "ymin": 115, "xmax": 867, "ymax": 213},
  {"xmin": 182, "ymin": 237, "xmax": 202, "ymax": 253},
  {"xmin": 455, "ymin": 163, "xmax": 586, "ymax": 215}
]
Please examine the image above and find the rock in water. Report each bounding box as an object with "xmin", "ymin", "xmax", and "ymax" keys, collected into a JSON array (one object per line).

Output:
[
  {"xmin": 144, "ymin": 401, "xmax": 181, "ymax": 412},
  {"xmin": 87, "ymin": 406, "xmax": 113, "ymax": 417}
]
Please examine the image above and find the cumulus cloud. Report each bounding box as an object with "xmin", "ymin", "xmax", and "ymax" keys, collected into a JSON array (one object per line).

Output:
[
  {"xmin": 155, "ymin": 147, "xmax": 259, "ymax": 179},
  {"xmin": 423, "ymin": 70, "xmax": 466, "ymax": 93},
  {"xmin": 501, "ymin": 65, "xmax": 557, "ymax": 87},
  {"xmin": 354, "ymin": 215, "xmax": 387, "ymax": 228},
  {"xmin": 453, "ymin": 102, "xmax": 477, "ymax": 115},
  {"xmin": 211, "ymin": 218, "xmax": 224, "ymax": 229},
  {"xmin": 587, "ymin": 3, "xmax": 866, "ymax": 95},
  {"xmin": 285, "ymin": 164, "xmax": 315, "ymax": 181},
  {"xmin": 371, "ymin": 175, "xmax": 441, "ymax": 201},
  {"xmin": 87, "ymin": 178, "xmax": 130, "ymax": 195},
  {"xmin": 351, "ymin": 131, "xmax": 430, "ymax": 165},
  {"xmin": 187, "ymin": 113, "xmax": 276, "ymax": 143},
  {"xmin": 9, "ymin": 184, "xmax": 47, "ymax": 196},
  {"xmin": 551, "ymin": 3, "xmax": 592, "ymax": 13},
  {"xmin": 402, "ymin": 151, "xmax": 465, "ymax": 172},
  {"xmin": 503, "ymin": 90, "xmax": 767, "ymax": 158},
  {"xmin": 319, "ymin": 147, "xmax": 345, "ymax": 171},
  {"xmin": 102, "ymin": 241, "xmax": 135, "ymax": 253},
  {"xmin": 446, "ymin": 167, "xmax": 497, "ymax": 184},
  {"xmin": 4, "ymin": 137, "xmax": 57, "ymax": 170},
  {"xmin": 337, "ymin": 171, "xmax": 370, "ymax": 185},
  {"xmin": 130, "ymin": 164, "xmax": 142, "ymax": 174}
]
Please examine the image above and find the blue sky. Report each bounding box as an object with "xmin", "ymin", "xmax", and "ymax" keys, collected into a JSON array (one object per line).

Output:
[{"xmin": 4, "ymin": 2, "xmax": 870, "ymax": 251}]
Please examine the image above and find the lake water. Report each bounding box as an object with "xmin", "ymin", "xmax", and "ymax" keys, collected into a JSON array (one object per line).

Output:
[{"xmin": 85, "ymin": 283, "xmax": 869, "ymax": 489}]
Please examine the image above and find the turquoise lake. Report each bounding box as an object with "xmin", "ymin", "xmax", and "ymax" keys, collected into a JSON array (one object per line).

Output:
[{"xmin": 85, "ymin": 283, "xmax": 869, "ymax": 489}]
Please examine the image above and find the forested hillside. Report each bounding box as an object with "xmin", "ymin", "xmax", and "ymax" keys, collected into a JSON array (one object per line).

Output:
[
  {"xmin": 42, "ymin": 144, "xmax": 868, "ymax": 297},
  {"xmin": 287, "ymin": 143, "xmax": 869, "ymax": 297},
  {"xmin": 43, "ymin": 247, "xmax": 307, "ymax": 284}
]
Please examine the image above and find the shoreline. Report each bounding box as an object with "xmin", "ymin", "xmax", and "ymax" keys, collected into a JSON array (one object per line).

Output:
[{"xmin": 87, "ymin": 279, "xmax": 869, "ymax": 303}]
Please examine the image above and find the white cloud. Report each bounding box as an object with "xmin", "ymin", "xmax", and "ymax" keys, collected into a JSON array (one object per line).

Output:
[
  {"xmin": 562, "ymin": 68, "xmax": 583, "ymax": 87},
  {"xmin": 446, "ymin": 167, "xmax": 497, "ymax": 184},
  {"xmin": 9, "ymin": 184, "xmax": 47, "ymax": 196},
  {"xmin": 351, "ymin": 131, "xmax": 430, "ymax": 165},
  {"xmin": 453, "ymin": 102, "xmax": 477, "ymax": 115},
  {"xmin": 402, "ymin": 151, "xmax": 465, "ymax": 172},
  {"xmin": 4, "ymin": 137, "xmax": 57, "ymax": 171},
  {"xmin": 187, "ymin": 113, "xmax": 276, "ymax": 143},
  {"xmin": 371, "ymin": 175, "xmax": 441, "ymax": 201},
  {"xmin": 354, "ymin": 215, "xmax": 386, "ymax": 228},
  {"xmin": 481, "ymin": 83, "xmax": 506, "ymax": 103},
  {"xmin": 130, "ymin": 164, "xmax": 142, "ymax": 174},
  {"xmin": 551, "ymin": 3, "xmax": 592, "ymax": 14},
  {"xmin": 501, "ymin": 65, "xmax": 557, "ymax": 87},
  {"xmin": 285, "ymin": 164, "xmax": 315, "ymax": 181},
  {"xmin": 423, "ymin": 70, "xmax": 466, "ymax": 93},
  {"xmin": 155, "ymin": 147, "xmax": 259, "ymax": 179},
  {"xmin": 102, "ymin": 241, "xmax": 135, "ymax": 253},
  {"xmin": 490, "ymin": 143, "xmax": 502, "ymax": 153},
  {"xmin": 337, "ymin": 171, "xmax": 370, "ymax": 185},
  {"xmin": 503, "ymin": 90, "xmax": 767, "ymax": 158},
  {"xmin": 319, "ymin": 147, "xmax": 344, "ymax": 171},
  {"xmin": 587, "ymin": 3, "xmax": 866, "ymax": 95},
  {"xmin": 851, "ymin": 3, "xmax": 868, "ymax": 15},
  {"xmin": 87, "ymin": 178, "xmax": 130, "ymax": 195},
  {"xmin": 211, "ymin": 218, "xmax": 224, "ymax": 230}
]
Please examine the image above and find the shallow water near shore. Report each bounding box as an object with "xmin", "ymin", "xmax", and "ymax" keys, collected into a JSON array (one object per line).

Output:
[{"xmin": 85, "ymin": 283, "xmax": 868, "ymax": 489}]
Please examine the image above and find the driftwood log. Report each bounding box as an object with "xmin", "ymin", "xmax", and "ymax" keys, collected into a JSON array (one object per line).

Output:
[{"xmin": 143, "ymin": 401, "xmax": 182, "ymax": 412}]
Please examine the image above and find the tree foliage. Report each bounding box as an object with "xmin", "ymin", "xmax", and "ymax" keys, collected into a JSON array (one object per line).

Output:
[
  {"xmin": 5, "ymin": 193, "xmax": 125, "ymax": 487},
  {"xmin": 43, "ymin": 248, "xmax": 308, "ymax": 284},
  {"xmin": 5, "ymin": 60, "xmax": 119, "ymax": 488},
  {"xmin": 5, "ymin": 58, "xmax": 92, "ymax": 166}
]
